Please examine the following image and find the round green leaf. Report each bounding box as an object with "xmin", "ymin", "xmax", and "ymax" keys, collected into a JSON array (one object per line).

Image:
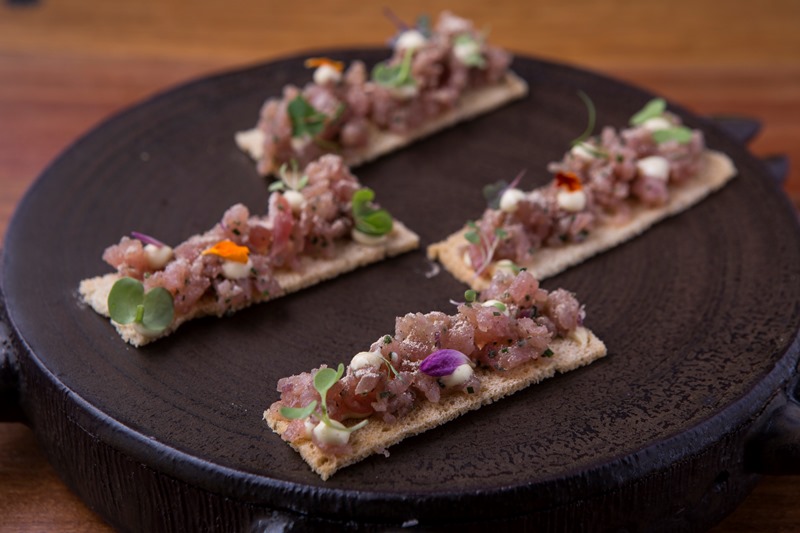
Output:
[
  {"xmin": 107, "ymin": 277, "xmax": 145, "ymax": 325},
  {"xmin": 141, "ymin": 287, "xmax": 174, "ymax": 332},
  {"xmin": 280, "ymin": 400, "xmax": 317, "ymax": 420}
]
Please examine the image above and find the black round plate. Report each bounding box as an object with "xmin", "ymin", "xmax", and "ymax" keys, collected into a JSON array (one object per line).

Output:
[{"xmin": 3, "ymin": 49, "xmax": 800, "ymax": 527}]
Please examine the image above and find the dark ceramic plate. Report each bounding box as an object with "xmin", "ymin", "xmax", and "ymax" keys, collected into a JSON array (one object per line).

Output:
[{"xmin": 3, "ymin": 49, "xmax": 800, "ymax": 530}]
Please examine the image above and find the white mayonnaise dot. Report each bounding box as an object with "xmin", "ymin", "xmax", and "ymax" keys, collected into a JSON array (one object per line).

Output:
[
  {"xmin": 499, "ymin": 188, "xmax": 526, "ymax": 213},
  {"xmin": 568, "ymin": 326, "xmax": 590, "ymax": 347},
  {"xmin": 570, "ymin": 142, "xmax": 598, "ymax": 161},
  {"xmin": 234, "ymin": 128, "xmax": 265, "ymax": 160},
  {"xmin": 395, "ymin": 29, "xmax": 427, "ymax": 51},
  {"xmin": 482, "ymin": 299, "xmax": 510, "ymax": 316},
  {"xmin": 462, "ymin": 251, "xmax": 473, "ymax": 269},
  {"xmin": 290, "ymin": 136, "xmax": 310, "ymax": 152},
  {"xmin": 351, "ymin": 229, "xmax": 388, "ymax": 246},
  {"xmin": 493, "ymin": 259, "xmax": 518, "ymax": 275},
  {"xmin": 350, "ymin": 350, "xmax": 385, "ymax": 371},
  {"xmin": 283, "ymin": 190, "xmax": 306, "ymax": 213},
  {"xmin": 454, "ymin": 39, "xmax": 481, "ymax": 64},
  {"xmin": 642, "ymin": 117, "xmax": 672, "ymax": 132},
  {"xmin": 557, "ymin": 189, "xmax": 587, "ymax": 212},
  {"xmin": 304, "ymin": 418, "xmax": 316, "ymax": 438},
  {"xmin": 144, "ymin": 244, "xmax": 173, "ymax": 270},
  {"xmin": 313, "ymin": 419, "xmax": 351, "ymax": 446},
  {"xmin": 636, "ymin": 155, "xmax": 671, "ymax": 181},
  {"xmin": 388, "ymin": 84, "xmax": 419, "ymax": 100},
  {"xmin": 313, "ymin": 64, "xmax": 342, "ymax": 86},
  {"xmin": 222, "ymin": 258, "xmax": 253, "ymax": 280},
  {"xmin": 440, "ymin": 363, "xmax": 474, "ymax": 388}
]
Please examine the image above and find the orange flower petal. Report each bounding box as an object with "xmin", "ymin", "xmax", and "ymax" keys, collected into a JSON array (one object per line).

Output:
[
  {"xmin": 201, "ymin": 240, "xmax": 250, "ymax": 263},
  {"xmin": 555, "ymin": 171, "xmax": 583, "ymax": 192},
  {"xmin": 304, "ymin": 57, "xmax": 344, "ymax": 72}
]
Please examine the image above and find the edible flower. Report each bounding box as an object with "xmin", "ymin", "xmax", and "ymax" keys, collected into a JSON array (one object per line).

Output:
[
  {"xmin": 131, "ymin": 231, "xmax": 167, "ymax": 248},
  {"xmin": 555, "ymin": 171, "xmax": 583, "ymax": 192},
  {"xmin": 304, "ymin": 57, "xmax": 344, "ymax": 72},
  {"xmin": 107, "ymin": 277, "xmax": 174, "ymax": 334},
  {"xmin": 201, "ymin": 240, "xmax": 250, "ymax": 263},
  {"xmin": 420, "ymin": 349, "xmax": 472, "ymax": 377}
]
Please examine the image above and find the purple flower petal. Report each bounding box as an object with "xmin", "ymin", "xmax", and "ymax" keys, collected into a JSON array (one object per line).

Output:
[
  {"xmin": 419, "ymin": 349, "xmax": 470, "ymax": 377},
  {"xmin": 131, "ymin": 231, "xmax": 167, "ymax": 248}
]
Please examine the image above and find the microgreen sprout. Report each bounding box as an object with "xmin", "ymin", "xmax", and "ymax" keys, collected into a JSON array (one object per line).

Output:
[
  {"xmin": 372, "ymin": 47, "xmax": 416, "ymax": 89},
  {"xmin": 630, "ymin": 98, "xmax": 667, "ymax": 126},
  {"xmin": 652, "ymin": 126, "xmax": 693, "ymax": 144},
  {"xmin": 378, "ymin": 354, "xmax": 401, "ymax": 378},
  {"xmin": 571, "ymin": 90, "xmax": 597, "ymax": 147},
  {"xmin": 280, "ymin": 363, "xmax": 369, "ymax": 433},
  {"xmin": 453, "ymin": 33, "xmax": 486, "ymax": 68},
  {"xmin": 482, "ymin": 169, "xmax": 526, "ymax": 209},
  {"xmin": 107, "ymin": 277, "xmax": 174, "ymax": 334},
  {"xmin": 464, "ymin": 222, "xmax": 509, "ymax": 277},
  {"xmin": 269, "ymin": 160, "xmax": 309, "ymax": 192},
  {"xmin": 287, "ymin": 94, "xmax": 329, "ymax": 138},
  {"xmin": 352, "ymin": 188, "xmax": 393, "ymax": 236},
  {"xmin": 464, "ymin": 289, "xmax": 477, "ymax": 303}
]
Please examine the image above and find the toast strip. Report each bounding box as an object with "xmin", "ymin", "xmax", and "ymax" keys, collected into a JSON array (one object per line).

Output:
[
  {"xmin": 236, "ymin": 71, "xmax": 529, "ymax": 171},
  {"xmin": 428, "ymin": 150, "xmax": 736, "ymax": 290},
  {"xmin": 264, "ymin": 327, "xmax": 606, "ymax": 480},
  {"xmin": 79, "ymin": 221, "xmax": 419, "ymax": 346}
]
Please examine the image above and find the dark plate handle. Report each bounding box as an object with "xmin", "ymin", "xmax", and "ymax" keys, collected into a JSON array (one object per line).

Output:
[
  {"xmin": 746, "ymin": 373, "xmax": 800, "ymax": 474},
  {"xmin": 0, "ymin": 258, "xmax": 25, "ymax": 424},
  {"xmin": 708, "ymin": 115, "xmax": 789, "ymax": 186}
]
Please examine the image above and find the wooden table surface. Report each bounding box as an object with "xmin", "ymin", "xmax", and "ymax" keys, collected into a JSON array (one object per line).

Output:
[{"xmin": 1, "ymin": 0, "xmax": 798, "ymax": 530}]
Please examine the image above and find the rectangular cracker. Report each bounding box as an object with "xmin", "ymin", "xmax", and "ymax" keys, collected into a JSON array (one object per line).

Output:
[
  {"xmin": 427, "ymin": 150, "xmax": 737, "ymax": 290},
  {"xmin": 264, "ymin": 326, "xmax": 607, "ymax": 480},
  {"xmin": 236, "ymin": 72, "xmax": 529, "ymax": 174},
  {"xmin": 79, "ymin": 221, "xmax": 419, "ymax": 346}
]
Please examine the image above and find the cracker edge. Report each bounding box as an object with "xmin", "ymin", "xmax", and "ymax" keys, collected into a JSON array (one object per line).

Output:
[
  {"xmin": 264, "ymin": 327, "xmax": 607, "ymax": 480},
  {"xmin": 236, "ymin": 71, "xmax": 530, "ymax": 174},
  {"xmin": 427, "ymin": 150, "xmax": 737, "ymax": 290},
  {"xmin": 78, "ymin": 221, "xmax": 420, "ymax": 347}
]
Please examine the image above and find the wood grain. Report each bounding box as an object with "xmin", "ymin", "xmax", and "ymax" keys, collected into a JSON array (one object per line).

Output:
[{"xmin": 0, "ymin": 0, "xmax": 798, "ymax": 530}]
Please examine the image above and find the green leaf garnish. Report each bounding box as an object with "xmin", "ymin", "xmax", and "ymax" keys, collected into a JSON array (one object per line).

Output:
[
  {"xmin": 141, "ymin": 287, "xmax": 175, "ymax": 331},
  {"xmin": 453, "ymin": 33, "xmax": 486, "ymax": 68},
  {"xmin": 287, "ymin": 94, "xmax": 328, "ymax": 138},
  {"xmin": 652, "ymin": 126, "xmax": 693, "ymax": 144},
  {"xmin": 464, "ymin": 289, "xmax": 477, "ymax": 303},
  {"xmin": 482, "ymin": 180, "xmax": 508, "ymax": 210},
  {"xmin": 490, "ymin": 301, "xmax": 507, "ymax": 312},
  {"xmin": 372, "ymin": 47, "xmax": 416, "ymax": 88},
  {"xmin": 280, "ymin": 400, "xmax": 317, "ymax": 420},
  {"xmin": 571, "ymin": 90, "xmax": 596, "ymax": 146},
  {"xmin": 352, "ymin": 188, "xmax": 393, "ymax": 236},
  {"xmin": 542, "ymin": 347, "xmax": 554, "ymax": 358},
  {"xmin": 494, "ymin": 228, "xmax": 508, "ymax": 239},
  {"xmin": 108, "ymin": 277, "xmax": 144, "ymax": 324},
  {"xmin": 630, "ymin": 98, "xmax": 667, "ymax": 126},
  {"xmin": 108, "ymin": 277, "xmax": 174, "ymax": 333},
  {"xmin": 271, "ymin": 160, "xmax": 309, "ymax": 192},
  {"xmin": 464, "ymin": 230, "xmax": 480, "ymax": 245},
  {"xmin": 379, "ymin": 354, "xmax": 400, "ymax": 378}
]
